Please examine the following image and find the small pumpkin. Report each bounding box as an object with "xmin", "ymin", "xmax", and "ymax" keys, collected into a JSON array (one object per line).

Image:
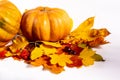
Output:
[
  {"xmin": 0, "ymin": 0, "xmax": 22, "ymax": 47},
  {"xmin": 20, "ymin": 7, "xmax": 73, "ymax": 42}
]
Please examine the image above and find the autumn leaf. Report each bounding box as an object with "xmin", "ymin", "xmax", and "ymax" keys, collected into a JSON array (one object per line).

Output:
[
  {"xmin": 0, "ymin": 50, "xmax": 7, "ymax": 59},
  {"xmin": 30, "ymin": 57, "xmax": 47, "ymax": 66},
  {"xmin": 67, "ymin": 56, "xmax": 83, "ymax": 68},
  {"xmin": 62, "ymin": 17, "xmax": 95, "ymax": 44},
  {"xmin": 69, "ymin": 17, "xmax": 95, "ymax": 41},
  {"xmin": 42, "ymin": 41, "xmax": 62, "ymax": 47},
  {"xmin": 63, "ymin": 17, "xmax": 110, "ymax": 48},
  {"xmin": 71, "ymin": 17, "xmax": 94, "ymax": 35},
  {"xmin": 40, "ymin": 45, "xmax": 57, "ymax": 56},
  {"xmin": 88, "ymin": 36, "xmax": 109, "ymax": 47},
  {"xmin": 5, "ymin": 51, "xmax": 12, "ymax": 57},
  {"xmin": 30, "ymin": 44, "xmax": 57, "ymax": 60},
  {"xmin": 82, "ymin": 57, "xmax": 94, "ymax": 66},
  {"xmin": 43, "ymin": 64, "xmax": 64, "ymax": 74},
  {"xmin": 92, "ymin": 53, "xmax": 105, "ymax": 61},
  {"xmin": 89, "ymin": 28, "xmax": 110, "ymax": 37},
  {"xmin": 88, "ymin": 28, "xmax": 110, "ymax": 47},
  {"xmin": 50, "ymin": 53, "xmax": 72, "ymax": 66},
  {"xmin": 30, "ymin": 47, "xmax": 43, "ymax": 60},
  {"xmin": 78, "ymin": 43, "xmax": 87, "ymax": 48},
  {"xmin": 9, "ymin": 36, "xmax": 29, "ymax": 53},
  {"xmin": 79, "ymin": 47, "xmax": 95, "ymax": 66}
]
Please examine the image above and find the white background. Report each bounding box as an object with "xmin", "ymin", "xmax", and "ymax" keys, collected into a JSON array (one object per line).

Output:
[{"xmin": 0, "ymin": 0, "xmax": 120, "ymax": 80}]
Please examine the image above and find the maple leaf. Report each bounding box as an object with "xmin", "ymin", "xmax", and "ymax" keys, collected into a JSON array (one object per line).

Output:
[
  {"xmin": 5, "ymin": 51, "xmax": 12, "ymax": 57},
  {"xmin": 30, "ymin": 56, "xmax": 47, "ymax": 66},
  {"xmin": 88, "ymin": 28, "xmax": 110, "ymax": 47},
  {"xmin": 88, "ymin": 36, "xmax": 109, "ymax": 47},
  {"xmin": 71, "ymin": 17, "xmax": 94, "ymax": 36},
  {"xmin": 69, "ymin": 17, "xmax": 98, "ymax": 41},
  {"xmin": 0, "ymin": 50, "xmax": 7, "ymax": 59},
  {"xmin": 43, "ymin": 64, "xmax": 64, "ymax": 74},
  {"xmin": 62, "ymin": 17, "xmax": 95, "ymax": 44},
  {"xmin": 79, "ymin": 47, "xmax": 95, "ymax": 66},
  {"xmin": 40, "ymin": 44, "xmax": 57, "ymax": 56},
  {"xmin": 63, "ymin": 17, "xmax": 110, "ymax": 47},
  {"xmin": 9, "ymin": 36, "xmax": 29, "ymax": 53},
  {"xmin": 30, "ymin": 47, "xmax": 43, "ymax": 60},
  {"xmin": 82, "ymin": 57, "xmax": 94, "ymax": 66},
  {"xmin": 50, "ymin": 53, "xmax": 72, "ymax": 66},
  {"xmin": 67, "ymin": 56, "xmax": 83, "ymax": 68},
  {"xmin": 30, "ymin": 44, "xmax": 57, "ymax": 60},
  {"xmin": 42, "ymin": 41, "xmax": 62, "ymax": 47},
  {"xmin": 89, "ymin": 28, "xmax": 110, "ymax": 37}
]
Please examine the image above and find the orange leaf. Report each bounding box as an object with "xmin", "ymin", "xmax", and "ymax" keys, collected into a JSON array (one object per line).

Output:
[
  {"xmin": 43, "ymin": 64, "xmax": 64, "ymax": 74},
  {"xmin": 31, "ymin": 57, "xmax": 47, "ymax": 66}
]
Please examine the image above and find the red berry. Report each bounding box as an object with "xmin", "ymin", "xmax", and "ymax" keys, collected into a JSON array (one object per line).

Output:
[
  {"xmin": 62, "ymin": 43, "xmax": 83, "ymax": 55},
  {"xmin": 70, "ymin": 45, "xmax": 83, "ymax": 55}
]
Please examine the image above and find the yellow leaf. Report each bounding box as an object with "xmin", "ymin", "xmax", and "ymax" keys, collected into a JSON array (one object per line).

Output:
[
  {"xmin": 40, "ymin": 44, "xmax": 57, "ymax": 56},
  {"xmin": 30, "ymin": 44, "xmax": 57, "ymax": 60},
  {"xmin": 63, "ymin": 17, "xmax": 95, "ymax": 44},
  {"xmin": 82, "ymin": 57, "xmax": 94, "ymax": 66},
  {"xmin": 42, "ymin": 41, "xmax": 62, "ymax": 47},
  {"xmin": 71, "ymin": 17, "xmax": 94, "ymax": 36},
  {"xmin": 30, "ymin": 47, "xmax": 43, "ymax": 60},
  {"xmin": 79, "ymin": 47, "xmax": 95, "ymax": 66},
  {"xmin": 80, "ymin": 47, "xmax": 95, "ymax": 58},
  {"xmin": 50, "ymin": 53, "xmax": 72, "ymax": 66},
  {"xmin": 5, "ymin": 51, "xmax": 12, "ymax": 57},
  {"xmin": 9, "ymin": 36, "xmax": 29, "ymax": 52},
  {"xmin": 63, "ymin": 17, "xmax": 110, "ymax": 46}
]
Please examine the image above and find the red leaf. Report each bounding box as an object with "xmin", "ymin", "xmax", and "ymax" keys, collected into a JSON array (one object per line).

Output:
[
  {"xmin": 67, "ymin": 56, "xmax": 83, "ymax": 68},
  {"xmin": 0, "ymin": 50, "xmax": 7, "ymax": 59},
  {"xmin": 20, "ymin": 49, "xmax": 30, "ymax": 60}
]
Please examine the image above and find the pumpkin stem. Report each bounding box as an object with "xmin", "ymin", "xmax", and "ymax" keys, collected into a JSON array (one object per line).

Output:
[{"xmin": 41, "ymin": 7, "xmax": 47, "ymax": 12}]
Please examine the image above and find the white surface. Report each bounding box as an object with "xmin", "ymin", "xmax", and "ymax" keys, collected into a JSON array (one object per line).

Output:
[{"xmin": 0, "ymin": 0, "xmax": 120, "ymax": 80}]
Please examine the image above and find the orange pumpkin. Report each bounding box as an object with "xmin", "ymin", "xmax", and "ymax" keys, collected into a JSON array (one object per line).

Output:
[
  {"xmin": 20, "ymin": 7, "xmax": 73, "ymax": 42},
  {"xmin": 0, "ymin": 0, "xmax": 21, "ymax": 47}
]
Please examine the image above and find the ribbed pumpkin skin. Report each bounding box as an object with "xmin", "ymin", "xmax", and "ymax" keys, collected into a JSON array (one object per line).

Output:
[
  {"xmin": 20, "ymin": 7, "xmax": 73, "ymax": 41},
  {"xmin": 0, "ymin": 1, "xmax": 21, "ymax": 47}
]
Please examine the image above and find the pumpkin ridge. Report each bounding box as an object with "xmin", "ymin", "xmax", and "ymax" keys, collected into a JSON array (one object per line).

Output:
[
  {"xmin": 0, "ymin": 19, "xmax": 19, "ymax": 34},
  {"xmin": 52, "ymin": 10, "xmax": 73, "ymax": 39},
  {"xmin": 21, "ymin": 11, "xmax": 36, "ymax": 41},
  {"xmin": 52, "ymin": 12, "xmax": 65, "ymax": 40},
  {"xmin": 0, "ymin": 0, "xmax": 22, "ymax": 47},
  {"xmin": 39, "ymin": 12, "xmax": 50, "ymax": 41},
  {"xmin": 0, "ymin": 28, "xmax": 15, "ymax": 41},
  {"xmin": 47, "ymin": 12, "xmax": 59, "ymax": 41},
  {"xmin": 32, "ymin": 13, "xmax": 42, "ymax": 41}
]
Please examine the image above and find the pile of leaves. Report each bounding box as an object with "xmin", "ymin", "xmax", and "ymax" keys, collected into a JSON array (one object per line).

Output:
[{"xmin": 0, "ymin": 17, "xmax": 110, "ymax": 74}]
